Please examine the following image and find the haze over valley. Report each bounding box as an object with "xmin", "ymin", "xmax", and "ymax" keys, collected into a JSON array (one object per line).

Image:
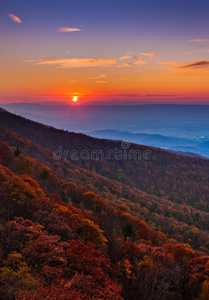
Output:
[{"xmin": 3, "ymin": 102, "xmax": 209, "ymax": 158}]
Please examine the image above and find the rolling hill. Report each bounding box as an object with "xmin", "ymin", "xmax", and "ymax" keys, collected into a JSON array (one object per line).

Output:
[
  {"xmin": 1, "ymin": 107, "xmax": 209, "ymax": 299},
  {"xmin": 1, "ymin": 107, "xmax": 209, "ymax": 211}
]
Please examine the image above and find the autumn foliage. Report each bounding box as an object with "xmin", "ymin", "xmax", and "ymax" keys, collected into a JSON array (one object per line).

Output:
[{"xmin": 1, "ymin": 110, "xmax": 209, "ymax": 299}]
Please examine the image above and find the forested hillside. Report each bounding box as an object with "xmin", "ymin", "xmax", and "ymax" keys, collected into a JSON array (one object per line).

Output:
[
  {"xmin": 1, "ymin": 108, "xmax": 209, "ymax": 213},
  {"xmin": 1, "ymin": 124, "xmax": 209, "ymax": 252},
  {"xmin": 1, "ymin": 109, "xmax": 209, "ymax": 299}
]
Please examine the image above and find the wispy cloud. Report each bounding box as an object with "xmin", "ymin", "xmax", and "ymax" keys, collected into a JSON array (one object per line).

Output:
[
  {"xmin": 119, "ymin": 55, "xmax": 138, "ymax": 60},
  {"xmin": 180, "ymin": 60, "xmax": 209, "ymax": 68},
  {"xmin": 68, "ymin": 80, "xmax": 78, "ymax": 83},
  {"xmin": 8, "ymin": 13, "xmax": 22, "ymax": 23},
  {"xmin": 144, "ymin": 94, "xmax": 180, "ymax": 98},
  {"xmin": 96, "ymin": 81, "xmax": 107, "ymax": 84},
  {"xmin": 57, "ymin": 27, "xmax": 82, "ymax": 32},
  {"xmin": 101, "ymin": 93, "xmax": 181, "ymax": 99},
  {"xmin": 24, "ymin": 59, "xmax": 36, "ymax": 63},
  {"xmin": 105, "ymin": 93, "xmax": 140, "ymax": 98},
  {"xmin": 27, "ymin": 57, "xmax": 117, "ymax": 68},
  {"xmin": 66, "ymin": 92, "xmax": 85, "ymax": 96},
  {"xmin": 118, "ymin": 62, "xmax": 131, "ymax": 67},
  {"xmin": 190, "ymin": 39, "xmax": 209, "ymax": 42},
  {"xmin": 160, "ymin": 61, "xmax": 178, "ymax": 65},
  {"xmin": 140, "ymin": 53, "xmax": 158, "ymax": 58},
  {"xmin": 91, "ymin": 74, "xmax": 106, "ymax": 79},
  {"xmin": 118, "ymin": 55, "xmax": 146, "ymax": 66},
  {"xmin": 25, "ymin": 52, "xmax": 149, "ymax": 69},
  {"xmin": 134, "ymin": 58, "xmax": 147, "ymax": 65}
]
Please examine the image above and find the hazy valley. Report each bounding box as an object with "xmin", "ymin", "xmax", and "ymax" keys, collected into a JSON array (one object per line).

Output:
[{"xmin": 3, "ymin": 102, "xmax": 209, "ymax": 158}]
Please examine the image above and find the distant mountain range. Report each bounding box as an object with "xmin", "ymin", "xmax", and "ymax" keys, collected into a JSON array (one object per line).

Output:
[
  {"xmin": 2, "ymin": 102, "xmax": 209, "ymax": 138},
  {"xmin": 88, "ymin": 129, "xmax": 209, "ymax": 158},
  {"xmin": 2, "ymin": 102, "xmax": 209, "ymax": 157}
]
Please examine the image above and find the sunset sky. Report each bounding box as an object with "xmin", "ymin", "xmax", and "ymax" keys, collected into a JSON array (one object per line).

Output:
[{"xmin": 1, "ymin": 0, "xmax": 209, "ymax": 104}]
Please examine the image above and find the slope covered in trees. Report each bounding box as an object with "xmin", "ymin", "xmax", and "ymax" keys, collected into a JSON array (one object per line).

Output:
[
  {"xmin": 1, "ymin": 109, "xmax": 209, "ymax": 249},
  {"xmin": 1, "ymin": 108, "xmax": 209, "ymax": 213},
  {"xmin": 0, "ymin": 163, "xmax": 123, "ymax": 299},
  {"xmin": 1, "ymin": 108, "xmax": 209, "ymax": 298},
  {"xmin": 1, "ymin": 137, "xmax": 209, "ymax": 299},
  {"xmin": 1, "ymin": 125, "xmax": 209, "ymax": 252}
]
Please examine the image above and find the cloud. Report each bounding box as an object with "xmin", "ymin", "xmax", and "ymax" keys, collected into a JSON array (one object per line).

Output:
[
  {"xmin": 68, "ymin": 80, "xmax": 78, "ymax": 83},
  {"xmin": 144, "ymin": 94, "xmax": 180, "ymax": 98},
  {"xmin": 119, "ymin": 55, "xmax": 138, "ymax": 60},
  {"xmin": 8, "ymin": 13, "xmax": 22, "ymax": 23},
  {"xmin": 118, "ymin": 62, "xmax": 131, "ymax": 67},
  {"xmin": 105, "ymin": 93, "xmax": 140, "ymax": 98},
  {"xmin": 160, "ymin": 61, "xmax": 178, "ymax": 64},
  {"xmin": 190, "ymin": 39, "xmax": 209, "ymax": 42},
  {"xmin": 118, "ymin": 55, "xmax": 146, "ymax": 66},
  {"xmin": 180, "ymin": 60, "xmax": 209, "ymax": 68},
  {"xmin": 119, "ymin": 53, "xmax": 158, "ymax": 60},
  {"xmin": 27, "ymin": 57, "xmax": 117, "ymax": 68},
  {"xmin": 140, "ymin": 53, "xmax": 158, "ymax": 58},
  {"xmin": 96, "ymin": 81, "xmax": 107, "ymax": 84},
  {"xmin": 66, "ymin": 92, "xmax": 85, "ymax": 96},
  {"xmin": 24, "ymin": 59, "xmax": 36, "ymax": 63},
  {"xmin": 91, "ymin": 74, "xmax": 106, "ymax": 79},
  {"xmin": 57, "ymin": 27, "xmax": 81, "ymax": 32},
  {"xmin": 134, "ymin": 58, "xmax": 147, "ymax": 65},
  {"xmin": 26, "ymin": 52, "xmax": 148, "ymax": 69},
  {"xmin": 118, "ymin": 77, "xmax": 130, "ymax": 80},
  {"xmin": 101, "ymin": 93, "xmax": 181, "ymax": 99}
]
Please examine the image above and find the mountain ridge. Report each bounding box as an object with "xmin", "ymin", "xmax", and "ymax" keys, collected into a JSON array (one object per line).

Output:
[{"xmin": 1, "ymin": 107, "xmax": 209, "ymax": 298}]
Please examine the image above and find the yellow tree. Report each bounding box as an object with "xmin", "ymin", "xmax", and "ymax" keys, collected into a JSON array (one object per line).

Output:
[
  {"xmin": 198, "ymin": 280, "xmax": 209, "ymax": 300},
  {"xmin": 80, "ymin": 219, "xmax": 107, "ymax": 248}
]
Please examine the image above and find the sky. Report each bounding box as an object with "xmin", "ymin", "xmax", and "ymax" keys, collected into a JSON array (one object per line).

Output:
[{"xmin": 1, "ymin": 0, "xmax": 209, "ymax": 104}]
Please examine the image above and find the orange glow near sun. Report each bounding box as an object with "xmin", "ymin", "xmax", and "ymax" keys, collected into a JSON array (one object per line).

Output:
[{"xmin": 73, "ymin": 96, "xmax": 78, "ymax": 102}]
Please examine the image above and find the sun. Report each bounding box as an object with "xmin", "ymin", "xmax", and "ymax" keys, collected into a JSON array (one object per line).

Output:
[{"xmin": 73, "ymin": 96, "xmax": 78, "ymax": 102}]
